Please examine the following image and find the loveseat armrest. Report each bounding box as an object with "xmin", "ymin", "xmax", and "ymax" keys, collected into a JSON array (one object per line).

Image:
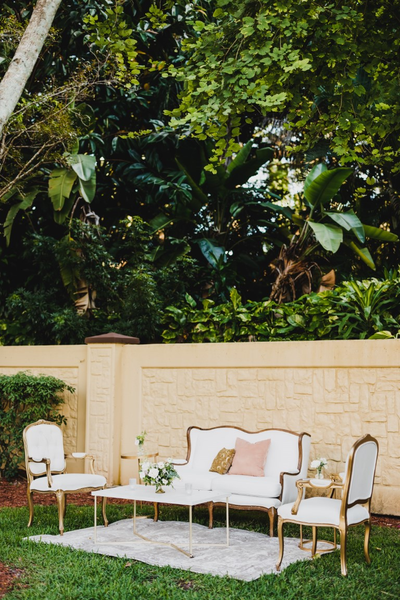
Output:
[{"xmin": 280, "ymin": 469, "xmax": 303, "ymax": 505}]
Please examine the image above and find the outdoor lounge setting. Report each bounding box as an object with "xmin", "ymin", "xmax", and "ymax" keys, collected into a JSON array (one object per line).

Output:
[{"xmin": 1, "ymin": 1, "xmax": 400, "ymax": 598}]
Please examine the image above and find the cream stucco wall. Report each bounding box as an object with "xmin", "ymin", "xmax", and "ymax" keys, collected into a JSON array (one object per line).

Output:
[{"xmin": 1, "ymin": 339, "xmax": 399, "ymax": 515}]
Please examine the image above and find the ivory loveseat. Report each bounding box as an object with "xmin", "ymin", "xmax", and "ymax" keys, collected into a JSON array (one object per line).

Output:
[{"xmin": 173, "ymin": 426, "xmax": 311, "ymax": 536}]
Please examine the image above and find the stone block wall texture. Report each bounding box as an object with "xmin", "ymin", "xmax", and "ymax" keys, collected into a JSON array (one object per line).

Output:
[
  {"xmin": 1, "ymin": 340, "xmax": 399, "ymax": 515},
  {"xmin": 127, "ymin": 341, "xmax": 400, "ymax": 516}
]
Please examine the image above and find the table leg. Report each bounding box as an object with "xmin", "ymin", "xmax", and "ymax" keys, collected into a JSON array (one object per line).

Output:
[
  {"xmin": 226, "ymin": 497, "xmax": 230, "ymax": 547},
  {"xmin": 189, "ymin": 505, "xmax": 193, "ymax": 557},
  {"xmin": 94, "ymin": 496, "xmax": 97, "ymax": 543}
]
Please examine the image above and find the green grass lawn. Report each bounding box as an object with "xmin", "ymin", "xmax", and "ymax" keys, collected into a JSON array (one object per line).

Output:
[{"xmin": 0, "ymin": 503, "xmax": 399, "ymax": 599}]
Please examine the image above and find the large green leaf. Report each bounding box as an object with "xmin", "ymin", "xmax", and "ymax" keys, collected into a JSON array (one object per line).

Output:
[
  {"xmin": 4, "ymin": 189, "xmax": 40, "ymax": 245},
  {"xmin": 78, "ymin": 172, "xmax": 96, "ymax": 203},
  {"xmin": 308, "ymin": 221, "xmax": 343, "ymax": 252},
  {"xmin": 226, "ymin": 140, "xmax": 253, "ymax": 173},
  {"xmin": 175, "ymin": 158, "xmax": 208, "ymax": 210},
  {"xmin": 325, "ymin": 211, "xmax": 365, "ymax": 243},
  {"xmin": 48, "ymin": 168, "xmax": 77, "ymax": 211},
  {"xmin": 304, "ymin": 167, "xmax": 353, "ymax": 208},
  {"xmin": 226, "ymin": 147, "xmax": 274, "ymax": 189},
  {"xmin": 347, "ymin": 241, "xmax": 376, "ymax": 269},
  {"xmin": 67, "ymin": 154, "xmax": 96, "ymax": 181},
  {"xmin": 197, "ymin": 238, "xmax": 226, "ymax": 268},
  {"xmin": 304, "ymin": 163, "xmax": 327, "ymax": 192},
  {"xmin": 53, "ymin": 196, "xmax": 75, "ymax": 225},
  {"xmin": 363, "ymin": 225, "xmax": 399, "ymax": 242}
]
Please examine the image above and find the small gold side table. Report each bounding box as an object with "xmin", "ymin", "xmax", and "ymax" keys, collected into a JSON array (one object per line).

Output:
[{"xmin": 292, "ymin": 477, "xmax": 344, "ymax": 553}]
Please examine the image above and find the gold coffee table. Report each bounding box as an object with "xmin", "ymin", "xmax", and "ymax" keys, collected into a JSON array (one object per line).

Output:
[{"xmin": 92, "ymin": 485, "xmax": 230, "ymax": 558}]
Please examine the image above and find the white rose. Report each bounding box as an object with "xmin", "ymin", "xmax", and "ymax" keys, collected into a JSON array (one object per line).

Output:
[
  {"xmin": 134, "ymin": 438, "xmax": 139, "ymax": 446},
  {"xmin": 162, "ymin": 479, "xmax": 168, "ymax": 485},
  {"xmin": 149, "ymin": 467, "xmax": 159, "ymax": 479},
  {"xmin": 141, "ymin": 461, "xmax": 150, "ymax": 471},
  {"xmin": 158, "ymin": 462, "xmax": 165, "ymax": 469},
  {"xmin": 310, "ymin": 459, "xmax": 320, "ymax": 469}
]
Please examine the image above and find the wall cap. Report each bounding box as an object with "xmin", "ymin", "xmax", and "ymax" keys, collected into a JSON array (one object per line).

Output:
[{"xmin": 85, "ymin": 332, "xmax": 140, "ymax": 345}]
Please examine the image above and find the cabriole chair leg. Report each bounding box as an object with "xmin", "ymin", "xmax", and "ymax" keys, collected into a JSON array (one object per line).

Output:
[
  {"xmin": 56, "ymin": 490, "xmax": 65, "ymax": 536},
  {"xmin": 364, "ymin": 520, "xmax": 371, "ymax": 564},
  {"xmin": 339, "ymin": 527, "xmax": 348, "ymax": 576},
  {"xmin": 276, "ymin": 517, "xmax": 284, "ymax": 571},
  {"xmin": 27, "ymin": 490, "xmax": 34, "ymax": 527}
]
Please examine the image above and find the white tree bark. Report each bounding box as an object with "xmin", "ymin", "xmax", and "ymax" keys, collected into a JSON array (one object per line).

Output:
[{"xmin": 0, "ymin": 0, "xmax": 63, "ymax": 139}]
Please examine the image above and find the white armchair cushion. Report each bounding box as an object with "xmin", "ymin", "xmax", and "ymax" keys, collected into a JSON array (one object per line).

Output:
[
  {"xmin": 278, "ymin": 497, "xmax": 370, "ymax": 527},
  {"xmin": 30, "ymin": 473, "xmax": 106, "ymax": 493}
]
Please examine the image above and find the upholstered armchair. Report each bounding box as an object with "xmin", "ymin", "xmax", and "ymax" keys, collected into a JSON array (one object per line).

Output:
[
  {"xmin": 23, "ymin": 419, "xmax": 108, "ymax": 535},
  {"xmin": 276, "ymin": 434, "xmax": 379, "ymax": 576}
]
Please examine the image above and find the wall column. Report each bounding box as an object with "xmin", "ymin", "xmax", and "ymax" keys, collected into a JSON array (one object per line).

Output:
[{"xmin": 85, "ymin": 333, "xmax": 139, "ymax": 484}]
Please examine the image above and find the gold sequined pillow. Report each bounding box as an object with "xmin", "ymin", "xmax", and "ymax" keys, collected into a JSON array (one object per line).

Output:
[{"xmin": 209, "ymin": 448, "xmax": 236, "ymax": 474}]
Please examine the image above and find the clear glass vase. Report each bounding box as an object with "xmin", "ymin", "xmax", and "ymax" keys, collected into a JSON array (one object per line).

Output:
[{"xmin": 315, "ymin": 470, "xmax": 324, "ymax": 479}]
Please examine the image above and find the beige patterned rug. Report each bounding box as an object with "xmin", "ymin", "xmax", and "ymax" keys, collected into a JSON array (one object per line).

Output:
[{"xmin": 27, "ymin": 518, "xmax": 335, "ymax": 581}]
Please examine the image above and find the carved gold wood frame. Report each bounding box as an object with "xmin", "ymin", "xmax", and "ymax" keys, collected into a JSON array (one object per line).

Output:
[
  {"xmin": 276, "ymin": 434, "xmax": 379, "ymax": 576},
  {"xmin": 181, "ymin": 425, "xmax": 311, "ymax": 537},
  {"xmin": 23, "ymin": 419, "xmax": 108, "ymax": 536}
]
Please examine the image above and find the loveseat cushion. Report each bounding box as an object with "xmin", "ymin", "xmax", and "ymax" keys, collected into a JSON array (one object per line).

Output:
[
  {"xmin": 210, "ymin": 448, "xmax": 236, "ymax": 474},
  {"xmin": 229, "ymin": 437, "xmax": 271, "ymax": 477},
  {"xmin": 211, "ymin": 474, "xmax": 281, "ymax": 498},
  {"xmin": 174, "ymin": 466, "xmax": 223, "ymax": 491}
]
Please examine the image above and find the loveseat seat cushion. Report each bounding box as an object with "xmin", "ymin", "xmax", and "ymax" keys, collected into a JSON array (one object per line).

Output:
[
  {"xmin": 174, "ymin": 467, "xmax": 223, "ymax": 491},
  {"xmin": 211, "ymin": 474, "xmax": 281, "ymax": 498}
]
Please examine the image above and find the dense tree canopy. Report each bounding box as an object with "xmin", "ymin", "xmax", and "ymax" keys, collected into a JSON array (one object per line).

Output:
[{"xmin": 0, "ymin": 0, "xmax": 399, "ymax": 345}]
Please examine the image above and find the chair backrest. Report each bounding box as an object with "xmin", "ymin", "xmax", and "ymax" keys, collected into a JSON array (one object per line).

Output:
[
  {"xmin": 23, "ymin": 420, "xmax": 66, "ymax": 477},
  {"xmin": 185, "ymin": 425, "xmax": 310, "ymax": 478},
  {"xmin": 342, "ymin": 434, "xmax": 379, "ymax": 510}
]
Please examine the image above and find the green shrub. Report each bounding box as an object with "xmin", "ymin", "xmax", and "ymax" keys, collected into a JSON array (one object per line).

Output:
[
  {"xmin": 162, "ymin": 279, "xmax": 400, "ymax": 343},
  {"xmin": 0, "ymin": 372, "xmax": 73, "ymax": 480}
]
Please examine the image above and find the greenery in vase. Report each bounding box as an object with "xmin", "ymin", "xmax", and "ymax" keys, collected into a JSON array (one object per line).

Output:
[
  {"xmin": 140, "ymin": 459, "xmax": 180, "ymax": 490},
  {"xmin": 311, "ymin": 457, "xmax": 328, "ymax": 477},
  {"xmin": 135, "ymin": 431, "xmax": 146, "ymax": 448}
]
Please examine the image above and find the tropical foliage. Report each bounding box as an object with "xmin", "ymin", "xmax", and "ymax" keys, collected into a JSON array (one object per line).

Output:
[
  {"xmin": 162, "ymin": 279, "xmax": 400, "ymax": 343},
  {"xmin": 0, "ymin": 1, "xmax": 400, "ymax": 345}
]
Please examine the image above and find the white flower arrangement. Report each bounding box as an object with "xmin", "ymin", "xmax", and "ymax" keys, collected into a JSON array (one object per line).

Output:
[
  {"xmin": 140, "ymin": 459, "xmax": 180, "ymax": 491},
  {"xmin": 135, "ymin": 431, "xmax": 146, "ymax": 447},
  {"xmin": 310, "ymin": 457, "xmax": 328, "ymax": 476}
]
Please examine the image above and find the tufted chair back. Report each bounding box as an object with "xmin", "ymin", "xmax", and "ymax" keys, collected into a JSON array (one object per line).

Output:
[{"xmin": 24, "ymin": 420, "xmax": 66, "ymax": 477}]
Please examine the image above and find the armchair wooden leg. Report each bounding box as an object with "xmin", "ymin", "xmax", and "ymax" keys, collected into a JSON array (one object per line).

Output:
[
  {"xmin": 102, "ymin": 497, "xmax": 108, "ymax": 527},
  {"xmin": 268, "ymin": 508, "xmax": 276, "ymax": 537},
  {"xmin": 339, "ymin": 526, "xmax": 348, "ymax": 576},
  {"xmin": 364, "ymin": 520, "xmax": 371, "ymax": 565},
  {"xmin": 56, "ymin": 490, "xmax": 65, "ymax": 536},
  {"xmin": 208, "ymin": 502, "xmax": 213, "ymax": 529},
  {"xmin": 276, "ymin": 517, "xmax": 284, "ymax": 571},
  {"xmin": 27, "ymin": 490, "xmax": 34, "ymax": 527}
]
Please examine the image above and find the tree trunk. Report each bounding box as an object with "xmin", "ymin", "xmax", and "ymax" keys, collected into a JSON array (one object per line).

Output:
[{"xmin": 0, "ymin": 0, "xmax": 63, "ymax": 139}]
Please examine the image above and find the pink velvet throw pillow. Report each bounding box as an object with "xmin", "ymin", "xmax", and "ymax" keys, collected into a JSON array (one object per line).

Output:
[{"xmin": 229, "ymin": 437, "xmax": 271, "ymax": 477}]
